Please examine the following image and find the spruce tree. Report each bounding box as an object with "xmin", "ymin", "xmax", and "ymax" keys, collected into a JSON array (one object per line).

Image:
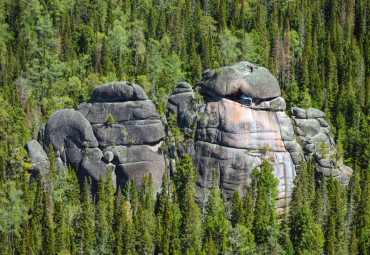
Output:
[
  {"xmin": 230, "ymin": 190, "xmax": 245, "ymax": 227},
  {"xmin": 77, "ymin": 178, "xmax": 95, "ymax": 254},
  {"xmin": 41, "ymin": 193, "xmax": 55, "ymax": 255},
  {"xmin": 203, "ymin": 171, "xmax": 228, "ymax": 250}
]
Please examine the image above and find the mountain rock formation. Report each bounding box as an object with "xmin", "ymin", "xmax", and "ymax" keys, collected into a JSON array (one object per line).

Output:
[{"xmin": 25, "ymin": 61, "xmax": 352, "ymax": 206}]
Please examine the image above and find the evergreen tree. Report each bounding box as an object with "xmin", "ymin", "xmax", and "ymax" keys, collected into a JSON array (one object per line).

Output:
[
  {"xmin": 230, "ymin": 190, "xmax": 244, "ymax": 227},
  {"xmin": 203, "ymin": 171, "xmax": 228, "ymax": 250},
  {"xmin": 77, "ymin": 178, "xmax": 95, "ymax": 254}
]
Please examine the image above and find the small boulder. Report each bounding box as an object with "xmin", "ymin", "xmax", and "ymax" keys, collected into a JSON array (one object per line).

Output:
[
  {"xmin": 104, "ymin": 151, "xmax": 114, "ymax": 163},
  {"xmin": 291, "ymin": 107, "xmax": 306, "ymax": 118},
  {"xmin": 306, "ymin": 108, "xmax": 325, "ymax": 119},
  {"xmin": 177, "ymin": 82, "xmax": 192, "ymax": 89},
  {"xmin": 25, "ymin": 140, "xmax": 47, "ymax": 163}
]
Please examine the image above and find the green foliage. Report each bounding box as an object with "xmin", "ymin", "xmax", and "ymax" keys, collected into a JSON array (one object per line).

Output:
[
  {"xmin": 0, "ymin": 0, "xmax": 369, "ymax": 254},
  {"xmin": 106, "ymin": 113, "xmax": 115, "ymax": 126}
]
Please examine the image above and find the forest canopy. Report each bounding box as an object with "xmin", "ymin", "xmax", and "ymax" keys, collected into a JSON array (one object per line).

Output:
[{"xmin": 0, "ymin": 0, "xmax": 369, "ymax": 254}]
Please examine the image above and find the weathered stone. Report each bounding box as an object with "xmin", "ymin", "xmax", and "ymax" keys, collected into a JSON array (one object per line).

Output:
[
  {"xmin": 290, "ymin": 152, "xmax": 303, "ymax": 165},
  {"xmin": 291, "ymin": 107, "xmax": 306, "ymax": 118},
  {"xmin": 317, "ymin": 118, "xmax": 329, "ymax": 127},
  {"xmin": 167, "ymin": 92, "xmax": 194, "ymax": 115},
  {"xmin": 295, "ymin": 119, "xmax": 322, "ymax": 137},
  {"xmin": 269, "ymin": 97, "xmax": 286, "ymax": 111},
  {"xmin": 173, "ymin": 87, "xmax": 193, "ymax": 94},
  {"xmin": 196, "ymin": 99, "xmax": 286, "ymax": 151},
  {"xmin": 104, "ymin": 151, "xmax": 114, "ymax": 163},
  {"xmin": 80, "ymin": 156, "xmax": 116, "ymax": 188},
  {"xmin": 200, "ymin": 62, "xmax": 280, "ymax": 99},
  {"xmin": 191, "ymin": 141, "xmax": 295, "ymax": 203},
  {"xmin": 306, "ymin": 108, "xmax": 325, "ymax": 119},
  {"xmin": 132, "ymin": 84, "xmax": 148, "ymax": 100},
  {"xmin": 304, "ymin": 144, "xmax": 316, "ymax": 153},
  {"xmin": 284, "ymin": 141, "xmax": 301, "ymax": 153},
  {"xmin": 92, "ymin": 120, "xmax": 165, "ymax": 146},
  {"xmin": 84, "ymin": 148, "xmax": 103, "ymax": 161},
  {"xmin": 312, "ymin": 133, "xmax": 329, "ymax": 144},
  {"xmin": 318, "ymin": 158, "xmax": 333, "ymax": 168},
  {"xmin": 25, "ymin": 140, "xmax": 47, "ymax": 163},
  {"xmin": 77, "ymin": 101, "xmax": 158, "ymax": 124},
  {"xmin": 41, "ymin": 109, "xmax": 98, "ymax": 167},
  {"xmin": 177, "ymin": 82, "xmax": 192, "ymax": 89},
  {"xmin": 276, "ymin": 112, "xmax": 296, "ymax": 141},
  {"xmin": 113, "ymin": 144, "xmax": 165, "ymax": 193},
  {"xmin": 91, "ymin": 82, "xmax": 147, "ymax": 102}
]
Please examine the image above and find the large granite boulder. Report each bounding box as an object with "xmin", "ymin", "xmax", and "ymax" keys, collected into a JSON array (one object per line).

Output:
[
  {"xmin": 38, "ymin": 109, "xmax": 98, "ymax": 168},
  {"xmin": 199, "ymin": 61, "xmax": 280, "ymax": 99}
]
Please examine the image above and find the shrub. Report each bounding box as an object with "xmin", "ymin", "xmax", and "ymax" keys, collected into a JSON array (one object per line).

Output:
[{"xmin": 107, "ymin": 114, "xmax": 115, "ymax": 125}]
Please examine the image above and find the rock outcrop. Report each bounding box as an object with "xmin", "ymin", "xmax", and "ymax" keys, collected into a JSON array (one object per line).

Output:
[
  {"xmin": 24, "ymin": 63, "xmax": 352, "ymax": 207},
  {"xmin": 29, "ymin": 82, "xmax": 166, "ymax": 192},
  {"xmin": 291, "ymin": 107, "xmax": 353, "ymax": 184},
  {"xmin": 167, "ymin": 81, "xmax": 298, "ymax": 207}
]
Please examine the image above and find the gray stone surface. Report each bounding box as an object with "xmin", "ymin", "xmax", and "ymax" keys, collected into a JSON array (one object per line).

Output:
[
  {"xmin": 77, "ymin": 101, "xmax": 158, "ymax": 124},
  {"xmin": 104, "ymin": 151, "xmax": 114, "ymax": 163},
  {"xmin": 317, "ymin": 118, "xmax": 329, "ymax": 127},
  {"xmin": 291, "ymin": 107, "xmax": 306, "ymax": 118},
  {"xmin": 306, "ymin": 108, "xmax": 325, "ymax": 119},
  {"xmin": 173, "ymin": 87, "xmax": 193, "ymax": 94},
  {"xmin": 133, "ymin": 84, "xmax": 148, "ymax": 100},
  {"xmin": 25, "ymin": 140, "xmax": 47, "ymax": 163},
  {"xmin": 200, "ymin": 62, "xmax": 280, "ymax": 99},
  {"xmin": 92, "ymin": 120, "xmax": 165, "ymax": 146},
  {"xmin": 40, "ymin": 109, "xmax": 98, "ymax": 168},
  {"xmin": 177, "ymin": 82, "xmax": 192, "ymax": 89},
  {"xmin": 91, "ymin": 82, "xmax": 147, "ymax": 102},
  {"xmin": 295, "ymin": 119, "xmax": 322, "ymax": 137},
  {"xmin": 269, "ymin": 97, "xmax": 286, "ymax": 111}
]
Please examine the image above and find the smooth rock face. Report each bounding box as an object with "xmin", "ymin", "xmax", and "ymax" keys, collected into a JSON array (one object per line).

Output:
[
  {"xmin": 196, "ymin": 99, "xmax": 286, "ymax": 151},
  {"xmin": 192, "ymin": 141, "xmax": 295, "ymax": 206},
  {"xmin": 200, "ymin": 61, "xmax": 280, "ymax": 99}
]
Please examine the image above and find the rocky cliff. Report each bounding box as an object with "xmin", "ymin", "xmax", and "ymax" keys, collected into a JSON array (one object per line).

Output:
[{"xmin": 25, "ymin": 61, "xmax": 352, "ymax": 206}]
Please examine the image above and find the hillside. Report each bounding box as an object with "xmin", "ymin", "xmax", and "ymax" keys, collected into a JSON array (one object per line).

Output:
[{"xmin": 0, "ymin": 0, "xmax": 369, "ymax": 254}]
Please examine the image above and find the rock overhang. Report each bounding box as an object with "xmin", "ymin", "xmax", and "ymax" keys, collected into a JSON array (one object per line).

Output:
[{"xmin": 199, "ymin": 61, "xmax": 281, "ymax": 100}]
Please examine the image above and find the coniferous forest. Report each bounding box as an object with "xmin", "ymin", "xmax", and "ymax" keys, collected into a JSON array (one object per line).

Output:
[{"xmin": 0, "ymin": 0, "xmax": 369, "ymax": 254}]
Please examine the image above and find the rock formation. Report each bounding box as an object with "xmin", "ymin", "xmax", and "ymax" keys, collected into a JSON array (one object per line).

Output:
[
  {"xmin": 28, "ymin": 82, "xmax": 166, "ymax": 192},
  {"xmin": 24, "ymin": 62, "xmax": 352, "ymax": 207}
]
